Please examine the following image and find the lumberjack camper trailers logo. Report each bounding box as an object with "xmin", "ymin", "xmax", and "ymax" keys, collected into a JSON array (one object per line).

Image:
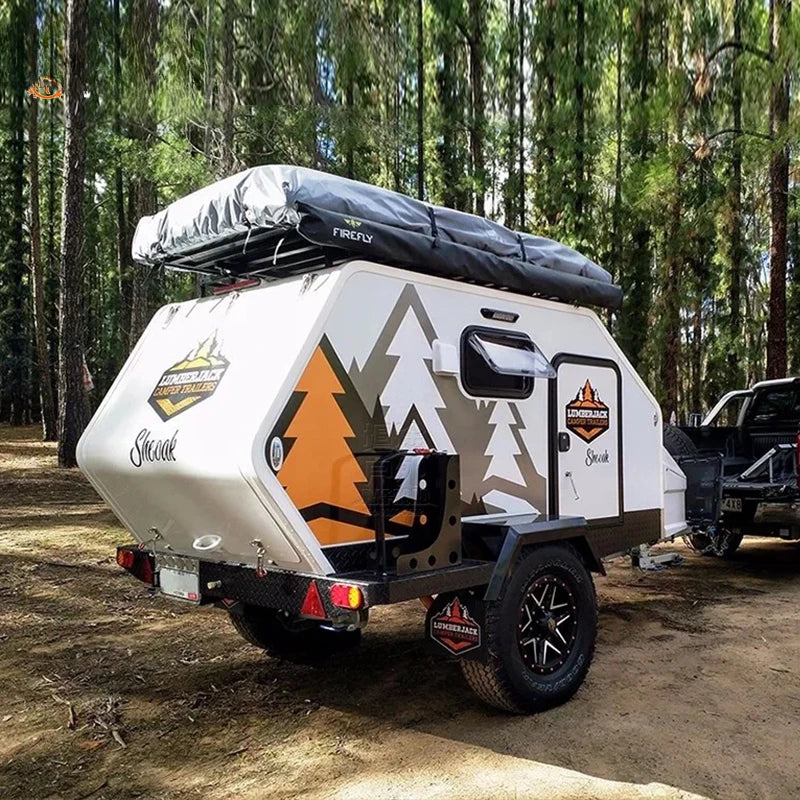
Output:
[
  {"xmin": 333, "ymin": 216, "xmax": 374, "ymax": 245},
  {"xmin": 565, "ymin": 379, "xmax": 610, "ymax": 443},
  {"xmin": 27, "ymin": 76, "xmax": 62, "ymax": 101},
  {"xmin": 148, "ymin": 334, "xmax": 229, "ymax": 421},
  {"xmin": 430, "ymin": 597, "xmax": 481, "ymax": 656}
]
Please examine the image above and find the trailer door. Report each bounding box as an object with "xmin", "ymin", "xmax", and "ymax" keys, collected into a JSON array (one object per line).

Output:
[{"xmin": 550, "ymin": 356, "xmax": 622, "ymax": 523}]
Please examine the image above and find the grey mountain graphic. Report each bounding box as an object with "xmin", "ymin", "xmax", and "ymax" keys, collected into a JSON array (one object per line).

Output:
[
  {"xmin": 433, "ymin": 364, "xmax": 494, "ymax": 510},
  {"xmin": 348, "ymin": 283, "xmax": 437, "ymax": 414},
  {"xmin": 507, "ymin": 403, "xmax": 547, "ymax": 511},
  {"xmin": 346, "ymin": 283, "xmax": 546, "ymax": 516}
]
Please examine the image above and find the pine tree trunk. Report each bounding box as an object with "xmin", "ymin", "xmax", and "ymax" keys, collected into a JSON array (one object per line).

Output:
[
  {"xmin": 691, "ymin": 295, "xmax": 702, "ymax": 414},
  {"xmin": 517, "ymin": 0, "xmax": 525, "ymax": 226},
  {"xmin": 416, "ymin": 0, "xmax": 424, "ymax": 200},
  {"xmin": 5, "ymin": 3, "xmax": 29, "ymax": 425},
  {"xmin": 113, "ymin": 0, "xmax": 131, "ymax": 351},
  {"xmin": 468, "ymin": 0, "xmax": 484, "ymax": 216},
  {"xmin": 504, "ymin": 0, "xmax": 516, "ymax": 226},
  {"xmin": 727, "ymin": 0, "xmax": 744, "ymax": 383},
  {"xmin": 661, "ymin": 5, "xmax": 684, "ymax": 420},
  {"xmin": 58, "ymin": 0, "xmax": 89, "ymax": 467},
  {"xmin": 345, "ymin": 79, "xmax": 355, "ymax": 180},
  {"xmin": 727, "ymin": 0, "xmax": 745, "ymax": 386},
  {"xmin": 610, "ymin": 0, "xmax": 623, "ymax": 318},
  {"xmin": 618, "ymin": 0, "xmax": 652, "ymax": 369},
  {"xmin": 28, "ymin": 1, "xmax": 57, "ymax": 441},
  {"xmin": 542, "ymin": 0, "xmax": 557, "ymax": 226},
  {"xmin": 128, "ymin": 0, "xmax": 160, "ymax": 348},
  {"xmin": 220, "ymin": 0, "xmax": 235, "ymax": 176},
  {"xmin": 766, "ymin": 0, "xmax": 790, "ymax": 379},
  {"xmin": 203, "ymin": 0, "xmax": 215, "ymax": 162},
  {"xmin": 437, "ymin": 29, "xmax": 460, "ymax": 210},
  {"xmin": 574, "ymin": 0, "xmax": 586, "ymax": 241},
  {"xmin": 47, "ymin": 0, "xmax": 57, "ymax": 306}
]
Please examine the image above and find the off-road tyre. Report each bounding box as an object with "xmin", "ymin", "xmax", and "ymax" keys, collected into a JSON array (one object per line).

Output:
[
  {"xmin": 229, "ymin": 605, "xmax": 361, "ymax": 657},
  {"xmin": 663, "ymin": 424, "xmax": 699, "ymax": 459},
  {"xmin": 460, "ymin": 544, "xmax": 597, "ymax": 714}
]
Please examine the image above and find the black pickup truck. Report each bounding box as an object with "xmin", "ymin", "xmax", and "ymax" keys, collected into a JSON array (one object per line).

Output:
[{"xmin": 664, "ymin": 377, "xmax": 800, "ymax": 557}]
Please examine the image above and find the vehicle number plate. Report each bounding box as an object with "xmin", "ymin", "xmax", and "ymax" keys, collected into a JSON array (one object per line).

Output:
[
  {"xmin": 159, "ymin": 567, "xmax": 200, "ymax": 603},
  {"xmin": 721, "ymin": 496, "xmax": 742, "ymax": 513}
]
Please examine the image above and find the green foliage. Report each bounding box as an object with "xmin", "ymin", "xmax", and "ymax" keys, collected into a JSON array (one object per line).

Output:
[{"xmin": 0, "ymin": 0, "xmax": 798, "ymax": 425}]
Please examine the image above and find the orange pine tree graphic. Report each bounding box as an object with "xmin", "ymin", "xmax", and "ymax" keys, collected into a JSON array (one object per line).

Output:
[{"xmin": 278, "ymin": 347, "xmax": 372, "ymax": 546}]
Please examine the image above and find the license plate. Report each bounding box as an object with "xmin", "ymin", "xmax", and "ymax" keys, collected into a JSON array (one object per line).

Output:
[
  {"xmin": 721, "ymin": 496, "xmax": 742, "ymax": 513},
  {"xmin": 159, "ymin": 567, "xmax": 200, "ymax": 603}
]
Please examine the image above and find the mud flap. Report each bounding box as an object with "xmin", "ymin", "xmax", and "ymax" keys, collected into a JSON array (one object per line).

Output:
[{"xmin": 425, "ymin": 591, "xmax": 487, "ymax": 663}]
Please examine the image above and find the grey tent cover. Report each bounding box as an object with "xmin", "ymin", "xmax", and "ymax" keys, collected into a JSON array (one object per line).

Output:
[{"xmin": 132, "ymin": 165, "xmax": 621, "ymax": 308}]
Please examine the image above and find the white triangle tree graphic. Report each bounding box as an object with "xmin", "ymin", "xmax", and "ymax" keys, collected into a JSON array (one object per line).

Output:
[
  {"xmin": 380, "ymin": 307, "xmax": 454, "ymax": 453},
  {"xmin": 483, "ymin": 401, "xmax": 525, "ymax": 485}
]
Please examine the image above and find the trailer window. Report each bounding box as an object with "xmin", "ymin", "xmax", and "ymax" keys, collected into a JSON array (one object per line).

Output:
[{"xmin": 461, "ymin": 327, "xmax": 554, "ymax": 398}]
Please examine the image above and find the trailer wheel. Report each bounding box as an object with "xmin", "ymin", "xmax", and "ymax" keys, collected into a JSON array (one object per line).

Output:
[
  {"xmin": 461, "ymin": 544, "xmax": 596, "ymax": 714},
  {"xmin": 229, "ymin": 605, "xmax": 361, "ymax": 657}
]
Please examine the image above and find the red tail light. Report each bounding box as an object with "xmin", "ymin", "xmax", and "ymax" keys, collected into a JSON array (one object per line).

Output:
[
  {"xmin": 330, "ymin": 583, "xmax": 364, "ymax": 610},
  {"xmin": 300, "ymin": 581, "xmax": 326, "ymax": 618},
  {"xmin": 116, "ymin": 546, "xmax": 155, "ymax": 586},
  {"xmin": 138, "ymin": 554, "xmax": 154, "ymax": 585}
]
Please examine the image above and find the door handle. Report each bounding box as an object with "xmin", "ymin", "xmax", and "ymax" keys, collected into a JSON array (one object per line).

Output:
[
  {"xmin": 565, "ymin": 471, "xmax": 579, "ymax": 500},
  {"xmin": 558, "ymin": 432, "xmax": 570, "ymax": 452}
]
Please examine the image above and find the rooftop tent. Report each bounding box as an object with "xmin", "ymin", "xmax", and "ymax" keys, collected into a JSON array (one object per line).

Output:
[{"xmin": 131, "ymin": 165, "xmax": 623, "ymax": 310}]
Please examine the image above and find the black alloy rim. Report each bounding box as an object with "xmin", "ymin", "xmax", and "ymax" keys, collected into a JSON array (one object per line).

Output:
[{"xmin": 517, "ymin": 574, "xmax": 579, "ymax": 675}]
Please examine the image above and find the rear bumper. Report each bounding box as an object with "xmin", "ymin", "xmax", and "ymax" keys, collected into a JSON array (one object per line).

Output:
[
  {"xmin": 719, "ymin": 497, "xmax": 800, "ymax": 539},
  {"xmin": 200, "ymin": 558, "xmax": 494, "ymax": 611},
  {"xmin": 752, "ymin": 501, "xmax": 800, "ymax": 527},
  {"xmin": 117, "ymin": 545, "xmax": 494, "ymax": 616}
]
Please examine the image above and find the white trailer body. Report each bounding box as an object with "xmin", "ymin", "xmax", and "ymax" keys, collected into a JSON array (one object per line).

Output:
[
  {"xmin": 78, "ymin": 260, "xmax": 684, "ymax": 575},
  {"xmin": 76, "ymin": 165, "xmax": 690, "ymax": 713}
]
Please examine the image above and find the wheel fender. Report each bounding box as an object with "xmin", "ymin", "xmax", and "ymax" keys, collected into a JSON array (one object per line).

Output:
[{"xmin": 484, "ymin": 523, "xmax": 603, "ymax": 603}]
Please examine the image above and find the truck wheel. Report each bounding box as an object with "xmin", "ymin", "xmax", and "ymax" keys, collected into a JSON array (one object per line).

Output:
[
  {"xmin": 716, "ymin": 531, "xmax": 743, "ymax": 558},
  {"xmin": 461, "ymin": 544, "xmax": 596, "ymax": 714},
  {"xmin": 687, "ymin": 529, "xmax": 742, "ymax": 558},
  {"xmin": 229, "ymin": 605, "xmax": 361, "ymax": 656},
  {"xmin": 687, "ymin": 532, "xmax": 715, "ymax": 554}
]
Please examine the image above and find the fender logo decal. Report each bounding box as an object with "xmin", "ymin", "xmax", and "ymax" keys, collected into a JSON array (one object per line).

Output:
[
  {"xmin": 430, "ymin": 597, "xmax": 481, "ymax": 655},
  {"xmin": 565, "ymin": 379, "xmax": 609, "ymax": 443},
  {"xmin": 148, "ymin": 334, "xmax": 229, "ymax": 421}
]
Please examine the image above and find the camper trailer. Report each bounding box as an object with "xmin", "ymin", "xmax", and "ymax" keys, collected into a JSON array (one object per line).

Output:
[{"xmin": 78, "ymin": 166, "xmax": 689, "ymax": 713}]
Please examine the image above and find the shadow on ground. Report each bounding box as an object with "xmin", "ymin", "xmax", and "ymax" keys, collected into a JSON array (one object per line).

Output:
[{"xmin": 2, "ymin": 425, "xmax": 800, "ymax": 800}]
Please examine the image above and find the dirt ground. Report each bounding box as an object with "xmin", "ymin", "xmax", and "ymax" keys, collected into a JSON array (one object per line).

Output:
[{"xmin": 2, "ymin": 425, "xmax": 800, "ymax": 800}]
